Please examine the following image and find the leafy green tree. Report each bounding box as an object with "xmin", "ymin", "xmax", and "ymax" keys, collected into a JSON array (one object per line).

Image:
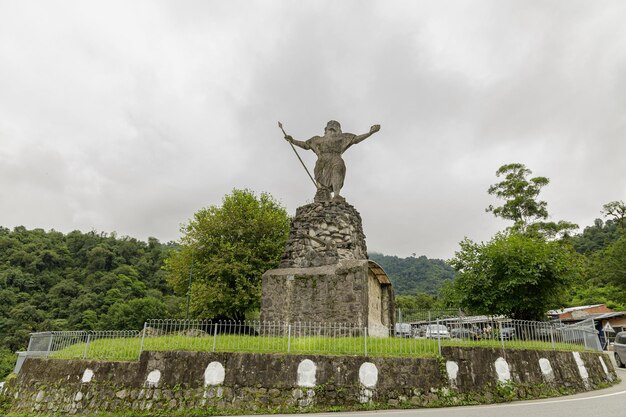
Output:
[
  {"xmin": 486, "ymin": 163, "xmax": 577, "ymax": 238},
  {"xmin": 446, "ymin": 163, "xmax": 583, "ymax": 319},
  {"xmin": 448, "ymin": 232, "xmax": 579, "ymax": 320},
  {"xmin": 594, "ymin": 234, "xmax": 626, "ymax": 290},
  {"xmin": 395, "ymin": 293, "xmax": 437, "ymax": 310},
  {"xmin": 165, "ymin": 189, "xmax": 290, "ymax": 321},
  {"xmin": 602, "ymin": 200, "xmax": 626, "ymax": 230},
  {"xmin": 568, "ymin": 281, "xmax": 625, "ymax": 311},
  {"xmin": 100, "ymin": 297, "xmax": 169, "ymax": 330},
  {"xmin": 0, "ymin": 348, "xmax": 15, "ymax": 379}
]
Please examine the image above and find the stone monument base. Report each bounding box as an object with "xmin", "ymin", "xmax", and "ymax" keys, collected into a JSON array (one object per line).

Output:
[{"xmin": 261, "ymin": 259, "xmax": 394, "ymax": 337}]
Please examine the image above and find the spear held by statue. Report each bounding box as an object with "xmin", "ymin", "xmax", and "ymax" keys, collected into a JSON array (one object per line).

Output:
[{"xmin": 278, "ymin": 121, "xmax": 319, "ymax": 189}]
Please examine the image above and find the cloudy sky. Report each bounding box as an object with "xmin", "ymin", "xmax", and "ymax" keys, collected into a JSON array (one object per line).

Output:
[{"xmin": 1, "ymin": 1, "xmax": 625, "ymax": 259}]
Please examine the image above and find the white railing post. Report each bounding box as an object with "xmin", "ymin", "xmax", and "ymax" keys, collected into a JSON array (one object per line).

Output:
[
  {"xmin": 26, "ymin": 333, "xmax": 34, "ymax": 352},
  {"xmin": 139, "ymin": 322, "xmax": 147, "ymax": 358},
  {"xmin": 550, "ymin": 325, "xmax": 555, "ymax": 350},
  {"xmin": 212, "ymin": 322, "xmax": 218, "ymax": 352},
  {"xmin": 46, "ymin": 332, "xmax": 54, "ymax": 358},
  {"xmin": 436, "ymin": 318, "xmax": 441, "ymax": 355},
  {"xmin": 83, "ymin": 333, "xmax": 91, "ymax": 359},
  {"xmin": 287, "ymin": 324, "xmax": 292, "ymax": 353},
  {"xmin": 498, "ymin": 321, "xmax": 505, "ymax": 350},
  {"xmin": 364, "ymin": 326, "xmax": 368, "ymax": 356}
]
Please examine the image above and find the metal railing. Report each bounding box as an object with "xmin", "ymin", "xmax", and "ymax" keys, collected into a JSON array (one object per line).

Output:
[
  {"xmin": 25, "ymin": 330, "xmax": 140, "ymax": 361},
  {"xmin": 23, "ymin": 315, "xmax": 601, "ymax": 364}
]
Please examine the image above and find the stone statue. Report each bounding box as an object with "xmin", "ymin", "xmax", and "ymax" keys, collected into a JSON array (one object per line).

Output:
[{"xmin": 284, "ymin": 120, "xmax": 380, "ymax": 202}]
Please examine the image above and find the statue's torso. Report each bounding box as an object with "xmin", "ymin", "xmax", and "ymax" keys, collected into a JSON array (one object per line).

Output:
[{"xmin": 307, "ymin": 134, "xmax": 355, "ymax": 156}]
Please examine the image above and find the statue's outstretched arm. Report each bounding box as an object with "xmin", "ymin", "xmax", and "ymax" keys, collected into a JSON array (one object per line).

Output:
[
  {"xmin": 285, "ymin": 135, "xmax": 311, "ymax": 150},
  {"xmin": 351, "ymin": 125, "xmax": 380, "ymax": 145}
]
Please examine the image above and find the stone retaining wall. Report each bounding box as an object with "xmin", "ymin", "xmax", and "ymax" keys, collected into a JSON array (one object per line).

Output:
[{"xmin": 0, "ymin": 348, "xmax": 617, "ymax": 415}]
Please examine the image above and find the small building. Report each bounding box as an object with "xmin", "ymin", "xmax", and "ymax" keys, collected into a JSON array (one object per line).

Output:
[
  {"xmin": 547, "ymin": 304, "xmax": 614, "ymax": 322},
  {"xmin": 595, "ymin": 311, "xmax": 626, "ymax": 334}
]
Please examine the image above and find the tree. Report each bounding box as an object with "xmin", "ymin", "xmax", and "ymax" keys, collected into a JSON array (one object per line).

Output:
[
  {"xmin": 448, "ymin": 232, "xmax": 579, "ymax": 320},
  {"xmin": 446, "ymin": 163, "xmax": 583, "ymax": 320},
  {"xmin": 594, "ymin": 234, "xmax": 626, "ymax": 290},
  {"xmin": 101, "ymin": 297, "xmax": 168, "ymax": 330},
  {"xmin": 602, "ymin": 200, "xmax": 626, "ymax": 230},
  {"xmin": 486, "ymin": 163, "xmax": 577, "ymax": 238},
  {"xmin": 164, "ymin": 189, "xmax": 290, "ymax": 321},
  {"xmin": 395, "ymin": 293, "xmax": 436, "ymax": 311}
]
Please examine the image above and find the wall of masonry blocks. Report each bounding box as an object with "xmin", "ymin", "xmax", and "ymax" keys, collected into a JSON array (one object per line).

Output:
[{"xmin": 0, "ymin": 348, "xmax": 617, "ymax": 415}]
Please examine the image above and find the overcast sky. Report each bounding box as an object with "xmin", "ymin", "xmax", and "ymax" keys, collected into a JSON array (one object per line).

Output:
[{"xmin": 1, "ymin": 1, "xmax": 625, "ymax": 259}]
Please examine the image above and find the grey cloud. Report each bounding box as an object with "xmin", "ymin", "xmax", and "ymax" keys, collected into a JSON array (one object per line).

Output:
[{"xmin": 1, "ymin": 1, "xmax": 625, "ymax": 258}]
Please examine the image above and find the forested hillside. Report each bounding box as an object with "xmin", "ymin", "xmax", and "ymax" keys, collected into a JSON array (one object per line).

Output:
[
  {"xmin": 0, "ymin": 208, "xmax": 623, "ymax": 379},
  {"xmin": 566, "ymin": 218, "xmax": 626, "ymax": 310},
  {"xmin": 0, "ymin": 227, "xmax": 181, "ymax": 377},
  {"xmin": 570, "ymin": 218, "xmax": 623, "ymax": 254},
  {"xmin": 368, "ymin": 253, "xmax": 457, "ymax": 295}
]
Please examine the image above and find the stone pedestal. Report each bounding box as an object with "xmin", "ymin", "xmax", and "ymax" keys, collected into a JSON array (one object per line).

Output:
[
  {"xmin": 262, "ymin": 200, "xmax": 394, "ymax": 336},
  {"xmin": 261, "ymin": 260, "xmax": 394, "ymax": 336},
  {"xmin": 280, "ymin": 200, "xmax": 367, "ymax": 268}
]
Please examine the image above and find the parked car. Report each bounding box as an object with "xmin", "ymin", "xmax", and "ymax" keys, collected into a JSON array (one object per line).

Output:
[
  {"xmin": 395, "ymin": 323, "xmax": 412, "ymax": 338},
  {"xmin": 425, "ymin": 324, "xmax": 450, "ymax": 339},
  {"xmin": 614, "ymin": 331, "xmax": 626, "ymax": 368},
  {"xmin": 534, "ymin": 326, "xmax": 554, "ymax": 341},
  {"xmin": 450, "ymin": 328, "xmax": 481, "ymax": 340},
  {"xmin": 499, "ymin": 326, "xmax": 516, "ymax": 340}
]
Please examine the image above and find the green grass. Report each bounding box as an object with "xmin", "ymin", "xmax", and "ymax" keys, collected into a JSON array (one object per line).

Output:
[{"xmin": 48, "ymin": 334, "xmax": 586, "ymax": 362}]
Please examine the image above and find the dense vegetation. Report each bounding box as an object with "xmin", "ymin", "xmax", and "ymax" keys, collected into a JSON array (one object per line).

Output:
[
  {"xmin": 445, "ymin": 164, "xmax": 625, "ymax": 318},
  {"xmin": 566, "ymin": 217, "xmax": 626, "ymax": 310},
  {"xmin": 165, "ymin": 189, "xmax": 290, "ymax": 321},
  {"xmin": 368, "ymin": 253, "xmax": 457, "ymax": 296},
  {"xmin": 0, "ymin": 227, "xmax": 181, "ymax": 377},
  {"xmin": 0, "ymin": 183, "xmax": 623, "ymax": 379}
]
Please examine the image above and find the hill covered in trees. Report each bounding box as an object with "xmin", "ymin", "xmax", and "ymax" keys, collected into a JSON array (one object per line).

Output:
[
  {"xmin": 368, "ymin": 252, "xmax": 458, "ymax": 295},
  {"xmin": 0, "ymin": 203, "xmax": 623, "ymax": 379},
  {"xmin": 0, "ymin": 227, "xmax": 181, "ymax": 377},
  {"xmin": 565, "ymin": 218, "xmax": 625, "ymax": 310}
]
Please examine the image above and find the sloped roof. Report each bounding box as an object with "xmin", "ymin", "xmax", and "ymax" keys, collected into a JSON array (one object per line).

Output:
[
  {"xmin": 367, "ymin": 260, "xmax": 391, "ymax": 285},
  {"xmin": 548, "ymin": 304, "xmax": 606, "ymax": 315},
  {"xmin": 595, "ymin": 311, "xmax": 626, "ymax": 320}
]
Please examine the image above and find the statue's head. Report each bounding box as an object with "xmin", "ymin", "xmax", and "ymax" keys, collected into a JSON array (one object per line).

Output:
[{"xmin": 324, "ymin": 120, "xmax": 342, "ymax": 135}]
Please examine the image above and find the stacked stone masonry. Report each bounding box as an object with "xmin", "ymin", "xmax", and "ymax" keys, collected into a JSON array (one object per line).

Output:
[
  {"xmin": 261, "ymin": 260, "xmax": 394, "ymax": 335},
  {"xmin": 1, "ymin": 348, "xmax": 617, "ymax": 415},
  {"xmin": 280, "ymin": 200, "xmax": 367, "ymax": 268}
]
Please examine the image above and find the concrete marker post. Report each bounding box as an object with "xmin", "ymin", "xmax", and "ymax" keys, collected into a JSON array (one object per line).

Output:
[{"xmin": 212, "ymin": 322, "xmax": 218, "ymax": 352}]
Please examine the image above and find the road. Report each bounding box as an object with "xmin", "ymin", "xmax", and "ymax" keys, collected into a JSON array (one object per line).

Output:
[{"xmin": 253, "ymin": 361, "xmax": 625, "ymax": 417}]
